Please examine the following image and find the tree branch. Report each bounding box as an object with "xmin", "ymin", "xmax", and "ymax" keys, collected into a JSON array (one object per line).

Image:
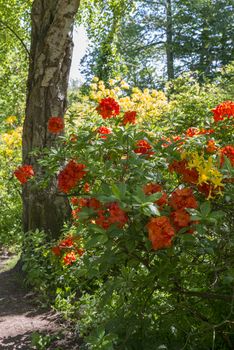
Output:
[{"xmin": 0, "ymin": 19, "xmax": 30, "ymax": 57}]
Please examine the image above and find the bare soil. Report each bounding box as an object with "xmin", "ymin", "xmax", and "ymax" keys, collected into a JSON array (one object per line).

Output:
[{"xmin": 0, "ymin": 250, "xmax": 81, "ymax": 349}]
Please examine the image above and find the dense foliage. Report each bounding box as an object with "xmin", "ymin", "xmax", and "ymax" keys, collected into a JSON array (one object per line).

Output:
[
  {"xmin": 79, "ymin": 0, "xmax": 234, "ymax": 85},
  {"xmin": 17, "ymin": 78, "xmax": 234, "ymax": 349}
]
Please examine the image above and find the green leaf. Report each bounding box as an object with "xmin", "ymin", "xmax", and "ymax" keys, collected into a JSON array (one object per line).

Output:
[
  {"xmin": 200, "ymin": 201, "xmax": 211, "ymax": 217},
  {"xmin": 85, "ymin": 234, "xmax": 108, "ymax": 248}
]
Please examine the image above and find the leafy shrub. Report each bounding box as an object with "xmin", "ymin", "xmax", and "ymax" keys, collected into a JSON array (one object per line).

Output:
[{"xmin": 19, "ymin": 83, "xmax": 234, "ymax": 349}]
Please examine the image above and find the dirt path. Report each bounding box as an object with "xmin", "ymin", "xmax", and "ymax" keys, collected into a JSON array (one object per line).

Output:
[{"xmin": 0, "ymin": 251, "xmax": 80, "ymax": 349}]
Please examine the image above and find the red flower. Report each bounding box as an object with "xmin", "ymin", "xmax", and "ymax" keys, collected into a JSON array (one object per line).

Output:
[
  {"xmin": 51, "ymin": 246, "xmax": 61, "ymax": 256},
  {"xmin": 95, "ymin": 202, "xmax": 128, "ymax": 229},
  {"xmin": 83, "ymin": 182, "xmax": 90, "ymax": 193},
  {"xmin": 63, "ymin": 251, "xmax": 77, "ymax": 265},
  {"xmin": 143, "ymin": 183, "xmax": 167, "ymax": 207},
  {"xmin": 122, "ymin": 111, "xmax": 137, "ymax": 125},
  {"xmin": 186, "ymin": 127, "xmax": 200, "ymax": 137},
  {"xmin": 96, "ymin": 97, "xmax": 120, "ymax": 119},
  {"xmin": 88, "ymin": 198, "xmax": 101, "ymax": 210},
  {"xmin": 220, "ymin": 145, "xmax": 234, "ymax": 166},
  {"xmin": 58, "ymin": 160, "xmax": 86, "ymax": 193},
  {"xmin": 198, "ymin": 128, "xmax": 215, "ymax": 135},
  {"xmin": 59, "ymin": 237, "xmax": 74, "ymax": 248},
  {"xmin": 97, "ymin": 126, "xmax": 112, "ymax": 139},
  {"xmin": 212, "ymin": 101, "xmax": 234, "ymax": 122},
  {"xmin": 147, "ymin": 216, "xmax": 175, "ymax": 250},
  {"xmin": 169, "ymin": 188, "xmax": 197, "ymax": 210},
  {"xmin": 134, "ymin": 140, "xmax": 154, "ymax": 155},
  {"xmin": 107, "ymin": 202, "xmax": 128, "ymax": 227},
  {"xmin": 197, "ymin": 182, "xmax": 222, "ymax": 198},
  {"xmin": 170, "ymin": 209, "xmax": 191, "ymax": 229},
  {"xmin": 48, "ymin": 117, "xmax": 64, "ymax": 133},
  {"xmin": 95, "ymin": 210, "xmax": 110, "ymax": 230},
  {"xmin": 14, "ymin": 165, "xmax": 34, "ymax": 184},
  {"xmin": 169, "ymin": 160, "xmax": 199, "ymax": 184}
]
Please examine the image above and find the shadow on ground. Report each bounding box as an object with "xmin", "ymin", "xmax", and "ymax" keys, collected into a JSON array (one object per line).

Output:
[{"xmin": 0, "ymin": 255, "xmax": 81, "ymax": 349}]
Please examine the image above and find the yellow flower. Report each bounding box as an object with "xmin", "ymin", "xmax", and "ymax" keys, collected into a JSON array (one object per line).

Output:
[
  {"xmin": 5, "ymin": 116, "xmax": 17, "ymax": 124},
  {"xmin": 187, "ymin": 152, "xmax": 223, "ymax": 192}
]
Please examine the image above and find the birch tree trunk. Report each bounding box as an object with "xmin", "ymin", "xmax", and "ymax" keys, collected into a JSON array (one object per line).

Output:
[{"xmin": 22, "ymin": 0, "xmax": 80, "ymax": 238}]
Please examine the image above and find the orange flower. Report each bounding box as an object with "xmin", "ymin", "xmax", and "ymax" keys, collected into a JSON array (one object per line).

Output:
[
  {"xmin": 170, "ymin": 209, "xmax": 191, "ymax": 229},
  {"xmin": 58, "ymin": 160, "xmax": 86, "ymax": 193},
  {"xmin": 143, "ymin": 183, "xmax": 167, "ymax": 207},
  {"xmin": 169, "ymin": 160, "xmax": 199, "ymax": 184},
  {"xmin": 59, "ymin": 237, "xmax": 74, "ymax": 248},
  {"xmin": 14, "ymin": 165, "xmax": 35, "ymax": 184},
  {"xmin": 63, "ymin": 251, "xmax": 77, "ymax": 265},
  {"xmin": 51, "ymin": 246, "xmax": 61, "ymax": 256},
  {"xmin": 96, "ymin": 126, "xmax": 112, "ymax": 139},
  {"xmin": 169, "ymin": 188, "xmax": 198, "ymax": 210},
  {"xmin": 147, "ymin": 216, "xmax": 175, "ymax": 250},
  {"xmin": 96, "ymin": 97, "xmax": 120, "ymax": 119},
  {"xmin": 206, "ymin": 140, "xmax": 217, "ymax": 153},
  {"xmin": 48, "ymin": 117, "xmax": 64, "ymax": 133},
  {"xmin": 122, "ymin": 111, "xmax": 137, "ymax": 125},
  {"xmin": 212, "ymin": 101, "xmax": 234, "ymax": 122},
  {"xmin": 83, "ymin": 182, "xmax": 90, "ymax": 193},
  {"xmin": 186, "ymin": 127, "xmax": 200, "ymax": 137},
  {"xmin": 220, "ymin": 145, "xmax": 234, "ymax": 166},
  {"xmin": 197, "ymin": 182, "xmax": 222, "ymax": 198},
  {"xmin": 134, "ymin": 140, "xmax": 154, "ymax": 155}
]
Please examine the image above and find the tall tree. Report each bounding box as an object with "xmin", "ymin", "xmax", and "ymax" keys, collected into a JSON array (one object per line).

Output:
[
  {"xmin": 22, "ymin": 0, "xmax": 80, "ymax": 238},
  {"xmin": 0, "ymin": 0, "xmax": 30, "ymax": 117},
  {"xmin": 80, "ymin": 0, "xmax": 234, "ymax": 86}
]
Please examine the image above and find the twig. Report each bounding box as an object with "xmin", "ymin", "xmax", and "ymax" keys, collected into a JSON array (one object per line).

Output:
[{"xmin": 0, "ymin": 19, "xmax": 30, "ymax": 57}]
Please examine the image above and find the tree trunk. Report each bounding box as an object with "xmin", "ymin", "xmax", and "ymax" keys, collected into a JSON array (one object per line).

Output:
[
  {"xmin": 165, "ymin": 0, "xmax": 174, "ymax": 80},
  {"xmin": 22, "ymin": 0, "xmax": 80, "ymax": 238}
]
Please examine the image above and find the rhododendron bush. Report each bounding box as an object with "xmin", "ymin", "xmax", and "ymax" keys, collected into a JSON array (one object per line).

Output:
[{"xmin": 18, "ymin": 87, "xmax": 234, "ymax": 349}]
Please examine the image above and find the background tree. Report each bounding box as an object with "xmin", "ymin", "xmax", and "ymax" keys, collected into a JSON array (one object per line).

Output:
[
  {"xmin": 22, "ymin": 0, "xmax": 80, "ymax": 238},
  {"xmin": 79, "ymin": 0, "xmax": 234, "ymax": 87},
  {"xmin": 0, "ymin": 0, "xmax": 30, "ymax": 117}
]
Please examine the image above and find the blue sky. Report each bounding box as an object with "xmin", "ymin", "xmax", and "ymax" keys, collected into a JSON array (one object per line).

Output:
[{"xmin": 70, "ymin": 25, "xmax": 89, "ymax": 83}]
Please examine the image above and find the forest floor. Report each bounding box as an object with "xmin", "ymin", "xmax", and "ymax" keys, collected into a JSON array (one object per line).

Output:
[{"xmin": 0, "ymin": 248, "xmax": 81, "ymax": 349}]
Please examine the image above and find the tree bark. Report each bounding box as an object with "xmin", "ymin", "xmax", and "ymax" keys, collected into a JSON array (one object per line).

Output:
[
  {"xmin": 165, "ymin": 0, "xmax": 174, "ymax": 80},
  {"xmin": 22, "ymin": 0, "xmax": 80, "ymax": 238}
]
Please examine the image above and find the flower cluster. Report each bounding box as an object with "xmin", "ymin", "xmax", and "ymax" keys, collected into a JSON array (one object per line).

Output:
[
  {"xmin": 95, "ymin": 202, "xmax": 128, "ymax": 229},
  {"xmin": 147, "ymin": 187, "xmax": 198, "ymax": 250},
  {"xmin": 96, "ymin": 97, "xmax": 120, "ymax": 119},
  {"xmin": 186, "ymin": 127, "xmax": 214, "ymax": 137},
  {"xmin": 134, "ymin": 140, "xmax": 154, "ymax": 155},
  {"xmin": 71, "ymin": 197, "xmax": 128, "ymax": 230},
  {"xmin": 14, "ymin": 165, "xmax": 34, "ymax": 184},
  {"xmin": 187, "ymin": 152, "xmax": 223, "ymax": 198},
  {"xmin": 122, "ymin": 111, "xmax": 137, "ymax": 125},
  {"xmin": 58, "ymin": 160, "xmax": 86, "ymax": 193},
  {"xmin": 211, "ymin": 101, "xmax": 234, "ymax": 122},
  {"xmin": 52, "ymin": 235, "xmax": 84, "ymax": 266},
  {"xmin": 143, "ymin": 183, "xmax": 167, "ymax": 207},
  {"xmin": 96, "ymin": 126, "xmax": 112, "ymax": 139},
  {"xmin": 147, "ymin": 216, "xmax": 175, "ymax": 250},
  {"xmin": 220, "ymin": 145, "xmax": 234, "ymax": 167},
  {"xmin": 169, "ymin": 159, "xmax": 199, "ymax": 184},
  {"xmin": 48, "ymin": 117, "xmax": 64, "ymax": 133}
]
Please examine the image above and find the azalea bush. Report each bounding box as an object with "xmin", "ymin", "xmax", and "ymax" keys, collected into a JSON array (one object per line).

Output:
[{"xmin": 17, "ymin": 90, "xmax": 234, "ymax": 349}]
